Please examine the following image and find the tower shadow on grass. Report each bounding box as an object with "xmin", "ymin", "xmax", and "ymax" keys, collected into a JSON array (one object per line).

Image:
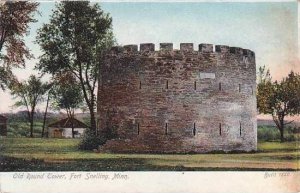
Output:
[{"xmin": 0, "ymin": 156, "xmax": 296, "ymax": 172}]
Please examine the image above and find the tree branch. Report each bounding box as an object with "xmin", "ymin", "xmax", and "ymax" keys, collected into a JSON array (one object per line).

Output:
[
  {"xmin": 283, "ymin": 120, "xmax": 294, "ymax": 125},
  {"xmin": 0, "ymin": 28, "xmax": 7, "ymax": 52}
]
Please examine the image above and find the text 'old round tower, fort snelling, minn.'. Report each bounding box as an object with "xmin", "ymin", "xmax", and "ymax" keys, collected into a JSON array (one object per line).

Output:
[{"xmin": 97, "ymin": 43, "xmax": 257, "ymax": 153}]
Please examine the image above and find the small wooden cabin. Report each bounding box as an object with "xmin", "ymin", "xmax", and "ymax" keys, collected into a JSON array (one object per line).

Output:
[
  {"xmin": 0, "ymin": 115, "xmax": 7, "ymax": 136},
  {"xmin": 48, "ymin": 117, "xmax": 88, "ymax": 138}
]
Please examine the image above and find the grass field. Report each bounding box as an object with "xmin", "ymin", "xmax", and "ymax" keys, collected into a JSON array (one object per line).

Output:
[{"xmin": 0, "ymin": 137, "xmax": 299, "ymax": 171}]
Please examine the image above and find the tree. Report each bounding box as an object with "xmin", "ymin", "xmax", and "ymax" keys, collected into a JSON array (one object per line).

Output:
[
  {"xmin": 0, "ymin": 1, "xmax": 39, "ymax": 90},
  {"xmin": 257, "ymin": 66, "xmax": 271, "ymax": 84},
  {"xmin": 52, "ymin": 72, "xmax": 84, "ymax": 138},
  {"xmin": 257, "ymin": 66, "xmax": 273, "ymax": 115},
  {"xmin": 11, "ymin": 75, "xmax": 48, "ymax": 137},
  {"xmin": 41, "ymin": 82, "xmax": 54, "ymax": 138},
  {"xmin": 257, "ymin": 70, "xmax": 300, "ymax": 142},
  {"xmin": 36, "ymin": 1, "xmax": 115, "ymax": 134}
]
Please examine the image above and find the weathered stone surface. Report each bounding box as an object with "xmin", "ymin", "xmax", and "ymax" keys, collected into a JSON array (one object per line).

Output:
[
  {"xmin": 160, "ymin": 43, "xmax": 173, "ymax": 50},
  {"xmin": 140, "ymin": 43, "xmax": 155, "ymax": 51},
  {"xmin": 97, "ymin": 43, "xmax": 257, "ymax": 153},
  {"xmin": 199, "ymin": 44, "xmax": 213, "ymax": 52},
  {"xmin": 230, "ymin": 47, "xmax": 243, "ymax": 55},
  {"xmin": 215, "ymin": 45, "xmax": 230, "ymax": 53},
  {"xmin": 124, "ymin": 45, "xmax": 138, "ymax": 52},
  {"xmin": 180, "ymin": 43, "xmax": 193, "ymax": 52}
]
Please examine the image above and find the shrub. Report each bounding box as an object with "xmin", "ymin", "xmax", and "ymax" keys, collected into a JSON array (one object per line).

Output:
[
  {"xmin": 257, "ymin": 126, "xmax": 280, "ymax": 141},
  {"xmin": 284, "ymin": 126, "xmax": 297, "ymax": 141},
  {"xmin": 78, "ymin": 129, "xmax": 107, "ymax": 150},
  {"xmin": 105, "ymin": 125, "xmax": 118, "ymax": 139},
  {"xmin": 33, "ymin": 126, "xmax": 41, "ymax": 134},
  {"xmin": 258, "ymin": 126, "xmax": 299, "ymax": 142},
  {"xmin": 292, "ymin": 127, "xmax": 300, "ymax": 133},
  {"xmin": 18, "ymin": 127, "xmax": 29, "ymax": 137}
]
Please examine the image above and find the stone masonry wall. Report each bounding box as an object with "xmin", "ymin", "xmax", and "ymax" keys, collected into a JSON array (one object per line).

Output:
[{"xmin": 97, "ymin": 43, "xmax": 257, "ymax": 153}]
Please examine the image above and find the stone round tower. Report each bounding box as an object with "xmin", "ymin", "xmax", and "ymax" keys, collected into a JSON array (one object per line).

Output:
[{"xmin": 97, "ymin": 43, "xmax": 257, "ymax": 153}]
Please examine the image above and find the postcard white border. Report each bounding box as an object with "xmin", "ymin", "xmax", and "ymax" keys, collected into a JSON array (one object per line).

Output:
[
  {"xmin": 0, "ymin": 172, "xmax": 299, "ymax": 193},
  {"xmin": 1, "ymin": 0, "xmax": 299, "ymax": 193}
]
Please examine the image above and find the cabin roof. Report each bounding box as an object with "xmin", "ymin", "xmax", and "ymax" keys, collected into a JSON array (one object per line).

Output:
[{"xmin": 48, "ymin": 117, "xmax": 88, "ymax": 128}]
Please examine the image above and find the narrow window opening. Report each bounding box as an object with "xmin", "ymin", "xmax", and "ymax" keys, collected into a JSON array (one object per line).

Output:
[
  {"xmin": 193, "ymin": 123, "xmax": 196, "ymax": 136},
  {"xmin": 139, "ymin": 81, "xmax": 142, "ymax": 89},
  {"xmin": 219, "ymin": 82, "xmax": 222, "ymax": 91},
  {"xmin": 194, "ymin": 81, "xmax": 197, "ymax": 90},
  {"xmin": 239, "ymin": 84, "xmax": 241, "ymax": 92},
  {"xmin": 219, "ymin": 123, "xmax": 222, "ymax": 136},
  {"xmin": 244, "ymin": 56, "xmax": 249, "ymax": 67},
  {"xmin": 137, "ymin": 123, "xmax": 140, "ymax": 135},
  {"xmin": 239, "ymin": 122, "xmax": 242, "ymax": 136},
  {"xmin": 165, "ymin": 123, "xmax": 168, "ymax": 135},
  {"xmin": 251, "ymin": 86, "xmax": 253, "ymax": 95},
  {"xmin": 166, "ymin": 80, "xmax": 168, "ymax": 89}
]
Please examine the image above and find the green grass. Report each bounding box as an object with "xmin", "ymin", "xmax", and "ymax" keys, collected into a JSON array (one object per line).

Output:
[
  {"xmin": 258, "ymin": 141, "xmax": 300, "ymax": 152},
  {"xmin": 0, "ymin": 137, "xmax": 299, "ymax": 171}
]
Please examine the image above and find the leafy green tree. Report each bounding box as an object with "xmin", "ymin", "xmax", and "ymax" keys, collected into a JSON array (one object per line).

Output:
[
  {"xmin": 52, "ymin": 72, "xmax": 84, "ymax": 138},
  {"xmin": 0, "ymin": 1, "xmax": 39, "ymax": 90},
  {"xmin": 257, "ymin": 70, "xmax": 300, "ymax": 142},
  {"xmin": 11, "ymin": 75, "xmax": 48, "ymax": 137},
  {"xmin": 36, "ymin": 1, "xmax": 115, "ymax": 134},
  {"xmin": 257, "ymin": 66, "xmax": 271, "ymax": 84},
  {"xmin": 257, "ymin": 66, "xmax": 273, "ymax": 113}
]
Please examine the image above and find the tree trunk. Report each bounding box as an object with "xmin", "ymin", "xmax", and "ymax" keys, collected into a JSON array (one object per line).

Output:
[
  {"xmin": 280, "ymin": 128, "xmax": 284, "ymax": 142},
  {"xmin": 272, "ymin": 112, "xmax": 286, "ymax": 142},
  {"xmin": 71, "ymin": 111, "xmax": 75, "ymax": 138},
  {"xmin": 66, "ymin": 109, "xmax": 75, "ymax": 138},
  {"xmin": 41, "ymin": 93, "xmax": 50, "ymax": 138},
  {"xmin": 87, "ymin": 96, "xmax": 97, "ymax": 135},
  {"xmin": 90, "ymin": 107, "xmax": 96, "ymax": 135},
  {"xmin": 273, "ymin": 113, "xmax": 285, "ymax": 142},
  {"xmin": 71, "ymin": 122, "xmax": 75, "ymax": 138},
  {"xmin": 279, "ymin": 114, "xmax": 285, "ymax": 142},
  {"xmin": 29, "ymin": 117, "xmax": 34, "ymax": 138}
]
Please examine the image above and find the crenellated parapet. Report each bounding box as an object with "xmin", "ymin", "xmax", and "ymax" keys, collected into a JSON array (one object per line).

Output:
[{"xmin": 108, "ymin": 43, "xmax": 255, "ymax": 58}]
